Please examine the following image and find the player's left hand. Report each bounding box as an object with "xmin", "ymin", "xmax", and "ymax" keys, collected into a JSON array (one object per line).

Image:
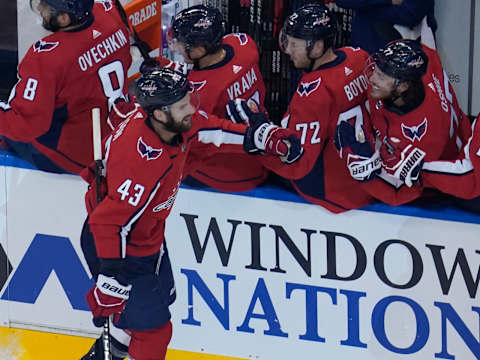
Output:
[
  {"xmin": 381, "ymin": 136, "xmax": 426, "ymax": 187},
  {"xmin": 226, "ymin": 98, "xmax": 262, "ymax": 126}
]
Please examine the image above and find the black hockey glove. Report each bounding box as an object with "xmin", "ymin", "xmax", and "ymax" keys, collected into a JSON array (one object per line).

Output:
[{"xmin": 226, "ymin": 98, "xmax": 262, "ymax": 126}]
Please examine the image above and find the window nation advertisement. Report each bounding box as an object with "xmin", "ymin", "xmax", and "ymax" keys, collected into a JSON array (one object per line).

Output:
[{"xmin": 0, "ymin": 163, "xmax": 479, "ymax": 360}]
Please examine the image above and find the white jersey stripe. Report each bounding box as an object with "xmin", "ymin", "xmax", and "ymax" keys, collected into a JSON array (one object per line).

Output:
[
  {"xmin": 423, "ymin": 119, "xmax": 477, "ymax": 175},
  {"xmin": 119, "ymin": 180, "xmax": 162, "ymax": 258},
  {"xmin": 197, "ymin": 128, "xmax": 243, "ymax": 147}
]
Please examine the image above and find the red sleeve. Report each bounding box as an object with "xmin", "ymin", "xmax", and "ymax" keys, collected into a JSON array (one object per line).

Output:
[
  {"xmin": 0, "ymin": 50, "xmax": 56, "ymax": 141},
  {"xmin": 423, "ymin": 117, "xmax": 480, "ymax": 199}
]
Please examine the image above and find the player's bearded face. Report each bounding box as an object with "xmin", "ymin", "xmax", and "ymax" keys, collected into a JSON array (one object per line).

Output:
[
  {"xmin": 283, "ymin": 36, "xmax": 310, "ymax": 70},
  {"xmin": 368, "ymin": 67, "xmax": 397, "ymax": 100},
  {"xmin": 165, "ymin": 94, "xmax": 196, "ymax": 133}
]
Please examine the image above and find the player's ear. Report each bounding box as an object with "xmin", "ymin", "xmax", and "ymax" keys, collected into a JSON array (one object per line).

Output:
[
  {"xmin": 56, "ymin": 12, "xmax": 72, "ymax": 27},
  {"xmin": 190, "ymin": 46, "xmax": 207, "ymax": 59},
  {"xmin": 396, "ymin": 81, "xmax": 409, "ymax": 94},
  {"xmin": 311, "ymin": 40, "xmax": 325, "ymax": 57},
  {"xmin": 152, "ymin": 109, "xmax": 167, "ymax": 124}
]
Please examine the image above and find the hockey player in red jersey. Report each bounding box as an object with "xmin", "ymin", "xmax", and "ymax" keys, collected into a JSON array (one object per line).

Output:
[
  {"xmin": 158, "ymin": 5, "xmax": 269, "ymax": 192},
  {"xmin": 229, "ymin": 4, "xmax": 375, "ymax": 213},
  {"xmin": 0, "ymin": 0, "xmax": 131, "ymax": 174},
  {"xmin": 78, "ymin": 67, "xmax": 300, "ymax": 360},
  {"xmin": 335, "ymin": 39, "xmax": 470, "ymax": 206}
]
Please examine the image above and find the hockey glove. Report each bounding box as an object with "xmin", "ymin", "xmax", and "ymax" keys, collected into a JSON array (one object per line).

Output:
[
  {"xmin": 226, "ymin": 98, "xmax": 261, "ymax": 126},
  {"xmin": 381, "ymin": 137, "xmax": 426, "ymax": 187},
  {"xmin": 107, "ymin": 98, "xmax": 140, "ymax": 130},
  {"xmin": 139, "ymin": 57, "xmax": 160, "ymax": 75},
  {"xmin": 244, "ymin": 116, "xmax": 304, "ymax": 163},
  {"xmin": 86, "ymin": 274, "xmax": 131, "ymax": 326},
  {"xmin": 334, "ymin": 121, "xmax": 381, "ymax": 181}
]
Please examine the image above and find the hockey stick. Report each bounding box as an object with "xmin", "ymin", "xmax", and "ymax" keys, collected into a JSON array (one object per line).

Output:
[
  {"xmin": 92, "ymin": 108, "xmax": 112, "ymax": 360},
  {"xmin": 114, "ymin": 0, "xmax": 154, "ymax": 62}
]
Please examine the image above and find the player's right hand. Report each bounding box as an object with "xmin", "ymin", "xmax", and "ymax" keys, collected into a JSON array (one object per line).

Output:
[
  {"xmin": 226, "ymin": 98, "xmax": 262, "ymax": 126},
  {"xmin": 244, "ymin": 116, "xmax": 303, "ymax": 163},
  {"xmin": 86, "ymin": 274, "xmax": 131, "ymax": 325},
  {"xmin": 334, "ymin": 121, "xmax": 381, "ymax": 181}
]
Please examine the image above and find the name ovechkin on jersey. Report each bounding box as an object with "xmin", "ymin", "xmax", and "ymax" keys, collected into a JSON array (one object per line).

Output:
[
  {"xmin": 227, "ymin": 67, "xmax": 258, "ymax": 100},
  {"xmin": 78, "ymin": 29, "xmax": 128, "ymax": 71}
]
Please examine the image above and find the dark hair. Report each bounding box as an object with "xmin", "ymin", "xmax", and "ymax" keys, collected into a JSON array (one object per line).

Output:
[{"xmin": 399, "ymin": 79, "xmax": 425, "ymax": 110}]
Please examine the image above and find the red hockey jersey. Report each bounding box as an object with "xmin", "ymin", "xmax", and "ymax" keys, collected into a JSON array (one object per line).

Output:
[
  {"xmin": 159, "ymin": 33, "xmax": 268, "ymax": 191},
  {"xmin": 258, "ymin": 47, "xmax": 375, "ymax": 213},
  {"xmin": 0, "ymin": 0, "xmax": 131, "ymax": 174},
  {"xmin": 359, "ymin": 44, "xmax": 470, "ymax": 205},
  {"xmin": 86, "ymin": 109, "xmax": 246, "ymax": 258},
  {"xmin": 423, "ymin": 116, "xmax": 480, "ymax": 199}
]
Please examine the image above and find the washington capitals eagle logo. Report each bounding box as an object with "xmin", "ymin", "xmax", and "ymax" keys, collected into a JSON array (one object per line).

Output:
[
  {"xmin": 190, "ymin": 80, "xmax": 207, "ymax": 92},
  {"xmin": 137, "ymin": 137, "xmax": 163, "ymax": 160},
  {"xmin": 401, "ymin": 118, "xmax": 428, "ymax": 142},
  {"xmin": 33, "ymin": 40, "xmax": 59, "ymax": 53},
  {"xmin": 95, "ymin": 0, "xmax": 113, "ymax": 11},
  {"xmin": 297, "ymin": 78, "xmax": 321, "ymax": 97},
  {"xmin": 231, "ymin": 33, "xmax": 249, "ymax": 46},
  {"xmin": 194, "ymin": 18, "xmax": 212, "ymax": 29}
]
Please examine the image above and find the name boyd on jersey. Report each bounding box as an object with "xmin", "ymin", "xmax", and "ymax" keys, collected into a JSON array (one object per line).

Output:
[
  {"xmin": 344, "ymin": 74, "xmax": 368, "ymax": 102},
  {"xmin": 227, "ymin": 67, "xmax": 259, "ymax": 100}
]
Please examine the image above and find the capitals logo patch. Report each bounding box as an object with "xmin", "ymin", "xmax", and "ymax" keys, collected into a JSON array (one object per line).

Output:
[
  {"xmin": 194, "ymin": 18, "xmax": 212, "ymax": 29},
  {"xmin": 33, "ymin": 40, "xmax": 59, "ymax": 53},
  {"xmin": 231, "ymin": 33, "xmax": 249, "ymax": 46},
  {"xmin": 190, "ymin": 80, "xmax": 207, "ymax": 92},
  {"xmin": 401, "ymin": 118, "xmax": 428, "ymax": 142},
  {"xmin": 95, "ymin": 0, "xmax": 113, "ymax": 11},
  {"xmin": 137, "ymin": 137, "xmax": 163, "ymax": 160},
  {"xmin": 297, "ymin": 78, "xmax": 321, "ymax": 97}
]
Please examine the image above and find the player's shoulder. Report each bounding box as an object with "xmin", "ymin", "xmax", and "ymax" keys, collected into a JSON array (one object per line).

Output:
[
  {"xmin": 295, "ymin": 72, "xmax": 327, "ymax": 99},
  {"xmin": 223, "ymin": 33, "xmax": 258, "ymax": 51},
  {"xmin": 109, "ymin": 112, "xmax": 172, "ymax": 168},
  {"xmin": 93, "ymin": 0, "xmax": 117, "ymax": 15},
  {"xmin": 27, "ymin": 32, "xmax": 63, "ymax": 60},
  {"xmin": 339, "ymin": 46, "xmax": 370, "ymax": 64}
]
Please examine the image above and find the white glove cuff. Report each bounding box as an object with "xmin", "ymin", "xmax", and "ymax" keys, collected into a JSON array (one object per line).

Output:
[
  {"xmin": 97, "ymin": 274, "xmax": 131, "ymax": 300},
  {"xmin": 254, "ymin": 123, "xmax": 277, "ymax": 150}
]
